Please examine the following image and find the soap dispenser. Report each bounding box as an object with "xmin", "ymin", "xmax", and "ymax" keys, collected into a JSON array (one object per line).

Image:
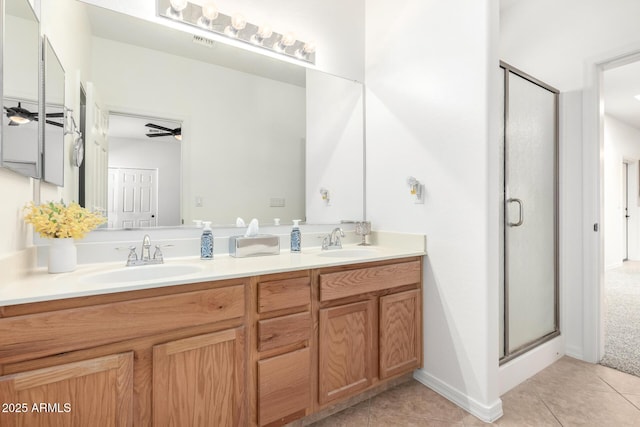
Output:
[
  {"xmin": 201, "ymin": 221, "xmax": 214, "ymax": 260},
  {"xmin": 290, "ymin": 219, "xmax": 301, "ymax": 253}
]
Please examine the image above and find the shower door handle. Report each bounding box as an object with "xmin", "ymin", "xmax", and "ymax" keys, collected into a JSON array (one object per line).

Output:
[{"xmin": 507, "ymin": 198, "xmax": 523, "ymax": 227}]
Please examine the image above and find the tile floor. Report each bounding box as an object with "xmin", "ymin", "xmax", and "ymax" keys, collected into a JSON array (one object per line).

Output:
[{"xmin": 310, "ymin": 357, "xmax": 640, "ymax": 426}]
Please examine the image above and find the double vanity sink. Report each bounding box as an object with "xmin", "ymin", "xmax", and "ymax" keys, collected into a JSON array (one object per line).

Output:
[
  {"xmin": 81, "ymin": 249, "xmax": 381, "ymax": 286},
  {"xmin": 0, "ymin": 234, "xmax": 426, "ymax": 306},
  {"xmin": 0, "ymin": 232, "xmax": 426, "ymax": 427}
]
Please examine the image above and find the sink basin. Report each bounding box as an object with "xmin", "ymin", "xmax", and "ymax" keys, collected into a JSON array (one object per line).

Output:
[
  {"xmin": 316, "ymin": 248, "xmax": 380, "ymax": 258},
  {"xmin": 80, "ymin": 263, "xmax": 204, "ymax": 285}
]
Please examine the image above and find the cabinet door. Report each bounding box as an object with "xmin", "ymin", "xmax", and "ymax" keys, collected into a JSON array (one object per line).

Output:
[
  {"xmin": 258, "ymin": 348, "xmax": 310, "ymax": 426},
  {"xmin": 379, "ymin": 290, "xmax": 421, "ymax": 379},
  {"xmin": 318, "ymin": 300, "xmax": 374, "ymax": 405},
  {"xmin": 0, "ymin": 352, "xmax": 133, "ymax": 427},
  {"xmin": 153, "ymin": 327, "xmax": 245, "ymax": 427}
]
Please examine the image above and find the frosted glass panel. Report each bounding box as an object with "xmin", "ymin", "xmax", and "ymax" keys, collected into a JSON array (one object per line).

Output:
[{"xmin": 505, "ymin": 72, "xmax": 556, "ymax": 353}]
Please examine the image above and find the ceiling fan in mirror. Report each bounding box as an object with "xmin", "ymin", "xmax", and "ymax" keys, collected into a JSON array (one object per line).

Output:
[
  {"xmin": 4, "ymin": 102, "xmax": 64, "ymax": 127},
  {"xmin": 145, "ymin": 123, "xmax": 182, "ymax": 141}
]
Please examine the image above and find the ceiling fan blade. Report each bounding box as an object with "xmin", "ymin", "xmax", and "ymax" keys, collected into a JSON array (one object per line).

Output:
[
  {"xmin": 145, "ymin": 123, "xmax": 173, "ymax": 132},
  {"xmin": 146, "ymin": 132, "xmax": 172, "ymax": 137},
  {"xmin": 45, "ymin": 112, "xmax": 65, "ymax": 118},
  {"xmin": 45, "ymin": 120, "xmax": 64, "ymax": 128},
  {"xmin": 8, "ymin": 121, "xmax": 19, "ymax": 126}
]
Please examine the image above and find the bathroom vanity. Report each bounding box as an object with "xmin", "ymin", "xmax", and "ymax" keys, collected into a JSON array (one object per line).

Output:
[{"xmin": 0, "ymin": 243, "xmax": 424, "ymax": 426}]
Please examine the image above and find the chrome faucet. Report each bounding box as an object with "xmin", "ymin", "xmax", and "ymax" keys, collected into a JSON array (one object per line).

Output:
[
  {"xmin": 141, "ymin": 234, "xmax": 152, "ymax": 261},
  {"xmin": 322, "ymin": 227, "xmax": 345, "ymax": 250},
  {"xmin": 125, "ymin": 235, "xmax": 164, "ymax": 266}
]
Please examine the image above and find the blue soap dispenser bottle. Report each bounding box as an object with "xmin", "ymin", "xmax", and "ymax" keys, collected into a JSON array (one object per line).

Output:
[
  {"xmin": 201, "ymin": 221, "xmax": 214, "ymax": 260},
  {"xmin": 290, "ymin": 219, "xmax": 301, "ymax": 253}
]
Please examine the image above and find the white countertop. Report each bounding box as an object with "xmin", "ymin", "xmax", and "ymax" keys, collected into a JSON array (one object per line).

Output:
[{"xmin": 0, "ymin": 232, "xmax": 426, "ymax": 306}]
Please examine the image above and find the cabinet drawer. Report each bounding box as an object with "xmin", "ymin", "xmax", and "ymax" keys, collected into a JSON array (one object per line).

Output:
[
  {"xmin": 258, "ymin": 277, "xmax": 310, "ymax": 313},
  {"xmin": 0, "ymin": 285, "xmax": 245, "ymax": 364},
  {"xmin": 258, "ymin": 348, "xmax": 310, "ymax": 426},
  {"xmin": 319, "ymin": 260, "xmax": 421, "ymax": 302},
  {"xmin": 258, "ymin": 312, "xmax": 311, "ymax": 352}
]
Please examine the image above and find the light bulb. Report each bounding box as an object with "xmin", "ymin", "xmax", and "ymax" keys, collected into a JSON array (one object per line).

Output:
[
  {"xmin": 231, "ymin": 13, "xmax": 247, "ymax": 31},
  {"xmin": 201, "ymin": 1, "xmax": 218, "ymax": 20},
  {"xmin": 251, "ymin": 24, "xmax": 273, "ymax": 45},
  {"xmin": 169, "ymin": 0, "xmax": 188, "ymax": 12},
  {"xmin": 9, "ymin": 115, "xmax": 30, "ymax": 125},
  {"xmin": 257, "ymin": 25, "xmax": 273, "ymax": 40},
  {"xmin": 302, "ymin": 41, "xmax": 316, "ymax": 54},
  {"xmin": 225, "ymin": 13, "xmax": 246, "ymax": 37},
  {"xmin": 281, "ymin": 32, "xmax": 296, "ymax": 47},
  {"xmin": 275, "ymin": 32, "xmax": 296, "ymax": 52},
  {"xmin": 296, "ymin": 40, "xmax": 316, "ymax": 59}
]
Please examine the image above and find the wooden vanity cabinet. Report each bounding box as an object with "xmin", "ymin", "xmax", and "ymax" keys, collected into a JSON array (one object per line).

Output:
[
  {"xmin": 317, "ymin": 259, "xmax": 422, "ymax": 407},
  {"xmin": 0, "ymin": 352, "xmax": 134, "ymax": 427},
  {"xmin": 0, "ymin": 256, "xmax": 422, "ymax": 426},
  {"xmin": 254, "ymin": 273, "xmax": 312, "ymax": 427},
  {"xmin": 0, "ymin": 279, "xmax": 248, "ymax": 427}
]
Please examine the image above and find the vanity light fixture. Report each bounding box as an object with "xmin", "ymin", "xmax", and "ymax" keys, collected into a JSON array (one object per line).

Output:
[
  {"xmin": 197, "ymin": 1, "xmax": 218, "ymax": 28},
  {"xmin": 407, "ymin": 176, "xmax": 425, "ymax": 204},
  {"xmin": 295, "ymin": 41, "xmax": 316, "ymax": 59},
  {"xmin": 251, "ymin": 24, "xmax": 273, "ymax": 45},
  {"xmin": 167, "ymin": 0, "xmax": 188, "ymax": 19},
  {"xmin": 157, "ymin": 0, "xmax": 316, "ymax": 64},
  {"xmin": 274, "ymin": 32, "xmax": 296, "ymax": 52},
  {"xmin": 225, "ymin": 13, "xmax": 247, "ymax": 37}
]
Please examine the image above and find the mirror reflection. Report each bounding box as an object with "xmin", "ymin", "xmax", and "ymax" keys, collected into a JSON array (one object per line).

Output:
[
  {"xmin": 107, "ymin": 113, "xmax": 182, "ymax": 228},
  {"xmin": 43, "ymin": 37, "xmax": 66, "ymax": 186},
  {"xmin": 1, "ymin": 0, "xmax": 40, "ymax": 178},
  {"xmin": 78, "ymin": 4, "xmax": 363, "ymax": 228}
]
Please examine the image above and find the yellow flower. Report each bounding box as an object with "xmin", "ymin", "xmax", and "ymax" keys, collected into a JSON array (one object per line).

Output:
[{"xmin": 23, "ymin": 201, "xmax": 106, "ymax": 239}]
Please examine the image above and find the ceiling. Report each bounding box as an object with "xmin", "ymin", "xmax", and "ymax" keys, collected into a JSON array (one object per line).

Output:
[
  {"xmin": 108, "ymin": 114, "xmax": 181, "ymax": 142},
  {"xmin": 603, "ymin": 61, "xmax": 640, "ymax": 131}
]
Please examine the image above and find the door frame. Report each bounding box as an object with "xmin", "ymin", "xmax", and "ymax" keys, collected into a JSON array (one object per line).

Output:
[
  {"xmin": 583, "ymin": 47, "xmax": 640, "ymax": 363},
  {"xmin": 499, "ymin": 61, "xmax": 560, "ymax": 364},
  {"xmin": 623, "ymin": 161, "xmax": 630, "ymax": 262}
]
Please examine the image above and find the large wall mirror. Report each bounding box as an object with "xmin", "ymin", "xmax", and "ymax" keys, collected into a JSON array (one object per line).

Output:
[
  {"xmin": 1, "ymin": 0, "xmax": 40, "ymax": 178},
  {"xmin": 76, "ymin": 3, "xmax": 363, "ymax": 228},
  {"xmin": 42, "ymin": 36, "xmax": 66, "ymax": 186}
]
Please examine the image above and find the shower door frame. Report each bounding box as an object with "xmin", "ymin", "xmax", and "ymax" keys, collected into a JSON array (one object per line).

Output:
[{"xmin": 500, "ymin": 61, "xmax": 560, "ymax": 365}]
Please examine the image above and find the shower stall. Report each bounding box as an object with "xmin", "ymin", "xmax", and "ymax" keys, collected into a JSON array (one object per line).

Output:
[{"xmin": 499, "ymin": 62, "xmax": 559, "ymax": 363}]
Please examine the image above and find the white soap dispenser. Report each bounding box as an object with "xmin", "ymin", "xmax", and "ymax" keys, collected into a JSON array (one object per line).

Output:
[
  {"xmin": 290, "ymin": 219, "xmax": 301, "ymax": 253},
  {"xmin": 201, "ymin": 221, "xmax": 213, "ymax": 260}
]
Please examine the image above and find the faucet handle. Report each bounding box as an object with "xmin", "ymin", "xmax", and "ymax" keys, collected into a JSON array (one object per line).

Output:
[
  {"xmin": 153, "ymin": 245, "xmax": 164, "ymax": 263},
  {"xmin": 125, "ymin": 246, "xmax": 138, "ymax": 265}
]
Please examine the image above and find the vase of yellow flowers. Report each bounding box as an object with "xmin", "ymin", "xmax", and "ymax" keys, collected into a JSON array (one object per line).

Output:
[{"xmin": 24, "ymin": 201, "xmax": 106, "ymax": 273}]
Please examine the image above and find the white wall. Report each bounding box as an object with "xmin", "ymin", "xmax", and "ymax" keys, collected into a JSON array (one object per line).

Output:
[
  {"xmin": 306, "ymin": 69, "xmax": 364, "ymax": 223},
  {"xmin": 365, "ymin": 0, "xmax": 502, "ymax": 421},
  {"xmin": 500, "ymin": 0, "xmax": 640, "ymax": 364},
  {"xmin": 0, "ymin": 0, "xmax": 93, "ymax": 258},
  {"xmin": 109, "ymin": 137, "xmax": 182, "ymax": 226},
  {"xmin": 91, "ymin": 37, "xmax": 306, "ymax": 226},
  {"xmin": 79, "ymin": 0, "xmax": 365, "ymax": 82},
  {"xmin": 604, "ymin": 114, "xmax": 640, "ymax": 268},
  {"xmin": 500, "ymin": 0, "xmax": 640, "ymax": 92}
]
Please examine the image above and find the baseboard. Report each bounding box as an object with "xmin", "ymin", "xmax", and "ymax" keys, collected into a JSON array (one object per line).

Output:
[
  {"xmin": 565, "ymin": 344, "xmax": 584, "ymax": 360},
  {"xmin": 606, "ymin": 262, "xmax": 623, "ymax": 271},
  {"xmin": 413, "ymin": 370, "xmax": 503, "ymax": 423}
]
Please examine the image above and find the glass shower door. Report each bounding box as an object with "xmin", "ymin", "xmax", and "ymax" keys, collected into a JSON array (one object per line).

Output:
[{"xmin": 503, "ymin": 67, "xmax": 559, "ymax": 359}]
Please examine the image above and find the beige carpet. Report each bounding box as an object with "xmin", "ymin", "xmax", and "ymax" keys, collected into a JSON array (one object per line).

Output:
[{"xmin": 601, "ymin": 261, "xmax": 640, "ymax": 377}]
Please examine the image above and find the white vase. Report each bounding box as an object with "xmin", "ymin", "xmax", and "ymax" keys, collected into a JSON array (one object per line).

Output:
[{"xmin": 48, "ymin": 238, "xmax": 77, "ymax": 274}]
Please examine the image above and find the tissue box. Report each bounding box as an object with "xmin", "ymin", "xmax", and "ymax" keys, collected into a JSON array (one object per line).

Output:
[{"xmin": 229, "ymin": 235, "xmax": 280, "ymax": 258}]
